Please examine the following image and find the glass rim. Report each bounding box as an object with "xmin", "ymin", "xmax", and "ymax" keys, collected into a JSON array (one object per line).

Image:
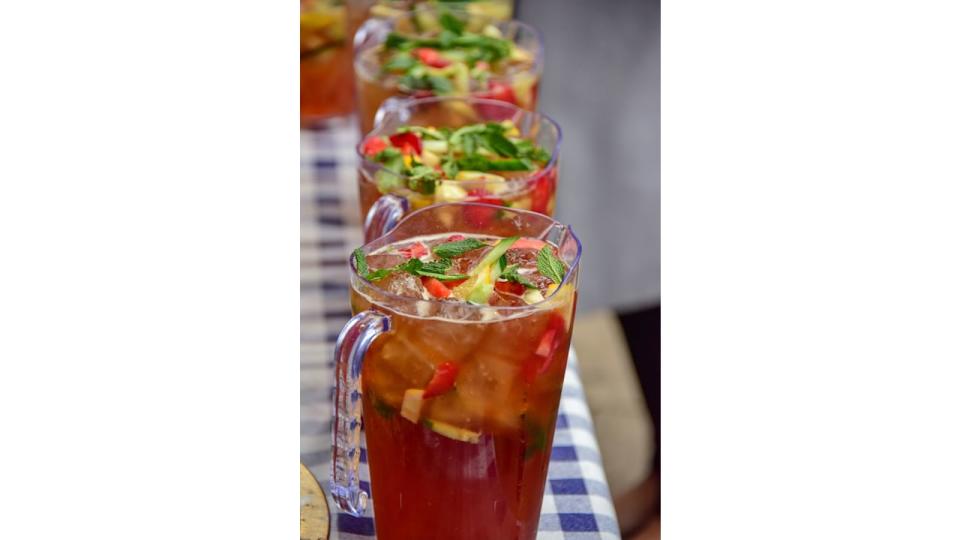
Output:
[
  {"xmin": 349, "ymin": 202, "xmax": 582, "ymax": 312},
  {"xmin": 355, "ymin": 95, "xmax": 562, "ymax": 191}
]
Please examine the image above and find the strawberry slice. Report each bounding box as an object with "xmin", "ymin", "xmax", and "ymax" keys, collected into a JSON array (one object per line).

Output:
[
  {"xmin": 495, "ymin": 280, "xmax": 525, "ymax": 296},
  {"xmin": 485, "ymin": 81, "xmax": 517, "ymax": 105},
  {"xmin": 389, "ymin": 132, "xmax": 422, "ymax": 156},
  {"xmin": 398, "ymin": 242, "xmax": 428, "ymax": 258},
  {"xmin": 511, "ymin": 238, "xmax": 547, "ymax": 251},
  {"xmin": 422, "ymin": 276, "xmax": 451, "ymax": 298},
  {"xmin": 523, "ymin": 314, "xmax": 567, "ymax": 383},
  {"xmin": 474, "ymin": 82, "xmax": 518, "ymax": 120},
  {"xmin": 530, "ymin": 169, "xmax": 555, "ymax": 214},
  {"xmin": 361, "ymin": 136, "xmax": 389, "ymax": 157},
  {"xmin": 414, "ymin": 47, "xmax": 450, "ymax": 68},
  {"xmin": 423, "ymin": 361, "xmax": 459, "ymax": 398}
]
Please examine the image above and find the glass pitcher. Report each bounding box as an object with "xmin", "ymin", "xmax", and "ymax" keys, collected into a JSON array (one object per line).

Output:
[
  {"xmin": 331, "ymin": 202, "xmax": 581, "ymax": 540},
  {"xmin": 353, "ymin": 5, "xmax": 544, "ymax": 134},
  {"xmin": 357, "ymin": 95, "xmax": 562, "ymax": 242}
]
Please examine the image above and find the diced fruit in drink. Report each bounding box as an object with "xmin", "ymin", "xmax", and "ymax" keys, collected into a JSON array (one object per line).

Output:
[
  {"xmin": 358, "ymin": 12, "xmax": 535, "ymax": 108},
  {"xmin": 400, "ymin": 388, "xmax": 425, "ymax": 422},
  {"xmin": 422, "ymin": 361, "xmax": 459, "ymax": 398},
  {"xmin": 436, "ymin": 181, "xmax": 468, "ymax": 202},
  {"xmin": 511, "ymin": 238, "xmax": 546, "ymax": 251},
  {"xmin": 388, "ymin": 132, "xmax": 422, "ymax": 155},
  {"xmin": 352, "ymin": 233, "xmax": 567, "ymax": 307},
  {"xmin": 361, "ymin": 136, "xmax": 389, "ymax": 156},
  {"xmin": 422, "ymin": 276, "xmax": 451, "ymax": 298},
  {"xmin": 522, "ymin": 288, "xmax": 545, "ymax": 304},
  {"xmin": 361, "ymin": 120, "xmax": 552, "ymax": 210},
  {"xmin": 397, "ymin": 241, "xmax": 428, "ymax": 258},
  {"xmin": 422, "ymin": 418, "xmax": 480, "ymax": 443}
]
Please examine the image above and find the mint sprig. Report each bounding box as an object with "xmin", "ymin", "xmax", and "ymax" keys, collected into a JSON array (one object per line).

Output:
[
  {"xmin": 501, "ymin": 263, "xmax": 537, "ymax": 289},
  {"xmin": 536, "ymin": 246, "xmax": 566, "ymax": 285},
  {"xmin": 353, "ymin": 252, "xmax": 467, "ymax": 283},
  {"xmin": 353, "ymin": 248, "xmax": 369, "ymax": 276}
]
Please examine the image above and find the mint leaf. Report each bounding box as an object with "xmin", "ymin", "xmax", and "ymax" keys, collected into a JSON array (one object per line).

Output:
[
  {"xmin": 365, "ymin": 267, "xmax": 396, "ymax": 282},
  {"xmin": 374, "ymin": 147, "xmax": 403, "ymax": 168},
  {"xmin": 433, "ymin": 238, "xmax": 487, "ymax": 258},
  {"xmin": 487, "ymin": 131, "xmax": 518, "ymax": 157},
  {"xmin": 438, "ymin": 12, "xmax": 465, "ymax": 35},
  {"xmin": 353, "ymin": 248, "xmax": 368, "ymax": 277},
  {"xmin": 441, "ymin": 157, "xmax": 459, "ymax": 179},
  {"xmin": 408, "ymin": 165, "xmax": 439, "ymax": 195},
  {"xmin": 381, "ymin": 53, "xmax": 417, "ymax": 73},
  {"xmin": 385, "ymin": 32, "xmax": 408, "ymax": 49},
  {"xmin": 487, "ymin": 158, "xmax": 533, "ymax": 171},
  {"xmin": 426, "ymin": 75, "xmax": 454, "ymax": 94},
  {"xmin": 450, "ymin": 124, "xmax": 487, "ymax": 144},
  {"xmin": 456, "ymin": 155, "xmax": 490, "ymax": 171},
  {"xmin": 536, "ymin": 246, "xmax": 566, "ymax": 285},
  {"xmin": 420, "ymin": 259, "xmax": 452, "ymax": 274},
  {"xmin": 501, "ymin": 263, "xmax": 537, "ymax": 289}
]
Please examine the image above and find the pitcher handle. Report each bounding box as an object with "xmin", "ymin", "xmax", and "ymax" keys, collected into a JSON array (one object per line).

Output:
[
  {"xmin": 330, "ymin": 310, "xmax": 391, "ymax": 516},
  {"xmin": 372, "ymin": 96, "xmax": 407, "ymax": 128},
  {"xmin": 364, "ymin": 194, "xmax": 409, "ymax": 242}
]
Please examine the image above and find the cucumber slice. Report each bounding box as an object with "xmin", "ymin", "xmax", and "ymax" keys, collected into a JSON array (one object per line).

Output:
[{"xmin": 423, "ymin": 419, "xmax": 481, "ymax": 444}]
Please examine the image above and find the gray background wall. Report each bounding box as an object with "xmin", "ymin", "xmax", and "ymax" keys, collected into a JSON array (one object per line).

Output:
[{"xmin": 517, "ymin": 0, "xmax": 660, "ymax": 313}]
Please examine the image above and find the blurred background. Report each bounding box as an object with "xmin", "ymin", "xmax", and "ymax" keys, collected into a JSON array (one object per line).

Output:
[{"xmin": 516, "ymin": 1, "xmax": 660, "ymax": 538}]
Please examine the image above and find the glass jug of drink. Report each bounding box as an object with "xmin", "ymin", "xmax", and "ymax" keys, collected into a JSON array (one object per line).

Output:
[{"xmin": 331, "ymin": 202, "xmax": 581, "ymax": 540}]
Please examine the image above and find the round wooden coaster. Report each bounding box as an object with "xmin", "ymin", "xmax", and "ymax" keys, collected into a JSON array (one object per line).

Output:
[{"xmin": 300, "ymin": 463, "xmax": 330, "ymax": 540}]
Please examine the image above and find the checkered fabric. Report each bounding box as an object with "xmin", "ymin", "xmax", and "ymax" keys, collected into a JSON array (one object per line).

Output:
[{"xmin": 300, "ymin": 119, "xmax": 621, "ymax": 539}]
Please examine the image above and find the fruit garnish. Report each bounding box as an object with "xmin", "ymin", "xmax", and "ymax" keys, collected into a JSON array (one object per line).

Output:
[
  {"xmin": 400, "ymin": 388, "xmax": 425, "ymax": 423},
  {"xmin": 389, "ymin": 132, "xmax": 422, "ymax": 156},
  {"xmin": 364, "ymin": 120, "xmax": 551, "ymax": 199},
  {"xmin": 361, "ymin": 136, "xmax": 389, "ymax": 156},
  {"xmin": 422, "ymin": 361, "xmax": 459, "ymax": 398},
  {"xmin": 522, "ymin": 313, "xmax": 566, "ymax": 383},
  {"xmin": 511, "ymin": 237, "xmax": 546, "ymax": 251},
  {"xmin": 453, "ymin": 236, "xmax": 518, "ymax": 304},
  {"xmin": 422, "ymin": 276, "xmax": 452, "ymax": 298},
  {"xmin": 422, "ymin": 418, "xmax": 481, "ymax": 444}
]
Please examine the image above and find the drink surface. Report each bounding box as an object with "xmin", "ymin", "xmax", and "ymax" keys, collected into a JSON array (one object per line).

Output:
[
  {"xmin": 359, "ymin": 120, "xmax": 556, "ymax": 217},
  {"xmin": 350, "ymin": 232, "xmax": 576, "ymax": 540},
  {"xmin": 354, "ymin": 9, "xmax": 540, "ymax": 132}
]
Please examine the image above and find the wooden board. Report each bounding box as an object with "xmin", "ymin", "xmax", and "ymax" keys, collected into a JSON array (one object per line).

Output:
[{"xmin": 300, "ymin": 463, "xmax": 330, "ymax": 540}]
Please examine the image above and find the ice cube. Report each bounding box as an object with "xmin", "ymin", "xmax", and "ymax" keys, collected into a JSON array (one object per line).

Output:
[
  {"xmin": 489, "ymin": 290, "xmax": 527, "ymax": 307},
  {"xmin": 378, "ymin": 271, "xmax": 427, "ymax": 299},
  {"xmin": 365, "ymin": 253, "xmax": 407, "ymax": 270},
  {"xmin": 448, "ymin": 246, "xmax": 493, "ymax": 274}
]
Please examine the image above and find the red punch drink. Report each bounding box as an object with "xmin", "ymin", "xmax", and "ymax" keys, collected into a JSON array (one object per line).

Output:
[{"xmin": 331, "ymin": 203, "xmax": 581, "ymax": 540}]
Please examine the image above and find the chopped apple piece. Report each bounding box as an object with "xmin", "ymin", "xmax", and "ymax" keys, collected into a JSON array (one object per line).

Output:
[{"xmin": 400, "ymin": 388, "xmax": 424, "ymax": 423}]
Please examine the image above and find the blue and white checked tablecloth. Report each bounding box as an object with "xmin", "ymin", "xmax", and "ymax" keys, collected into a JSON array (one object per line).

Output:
[{"xmin": 300, "ymin": 118, "xmax": 621, "ymax": 540}]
